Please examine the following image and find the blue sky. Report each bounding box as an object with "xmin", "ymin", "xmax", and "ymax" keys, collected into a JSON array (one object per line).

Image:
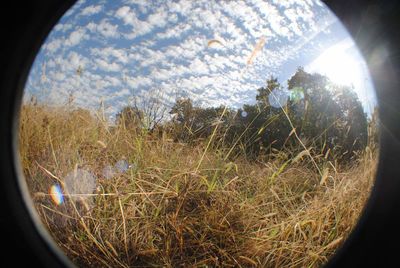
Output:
[{"xmin": 25, "ymin": 0, "xmax": 377, "ymax": 122}]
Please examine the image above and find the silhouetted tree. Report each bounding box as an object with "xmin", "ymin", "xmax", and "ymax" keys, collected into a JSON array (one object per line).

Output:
[
  {"xmin": 163, "ymin": 68, "xmax": 368, "ymax": 161},
  {"xmin": 256, "ymin": 76, "xmax": 280, "ymax": 107},
  {"xmin": 287, "ymin": 67, "xmax": 367, "ymax": 159}
]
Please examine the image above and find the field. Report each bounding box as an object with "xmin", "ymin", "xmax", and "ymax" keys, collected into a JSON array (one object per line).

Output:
[{"xmin": 18, "ymin": 103, "xmax": 377, "ymax": 267}]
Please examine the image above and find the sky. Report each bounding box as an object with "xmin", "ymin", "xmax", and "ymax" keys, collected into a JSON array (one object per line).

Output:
[{"xmin": 24, "ymin": 0, "xmax": 377, "ymax": 122}]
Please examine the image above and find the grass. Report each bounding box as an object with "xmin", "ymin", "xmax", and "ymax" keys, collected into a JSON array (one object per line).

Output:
[{"xmin": 18, "ymin": 103, "xmax": 377, "ymax": 267}]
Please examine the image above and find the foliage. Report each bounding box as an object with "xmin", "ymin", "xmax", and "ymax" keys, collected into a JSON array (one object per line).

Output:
[
  {"xmin": 116, "ymin": 90, "xmax": 167, "ymax": 132},
  {"xmin": 162, "ymin": 68, "xmax": 369, "ymax": 161},
  {"xmin": 116, "ymin": 106, "xmax": 145, "ymax": 131}
]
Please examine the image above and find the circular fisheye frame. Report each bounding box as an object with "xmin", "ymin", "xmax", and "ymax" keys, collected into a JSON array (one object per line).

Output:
[
  {"xmin": 1, "ymin": 0, "xmax": 400, "ymax": 267},
  {"xmin": 17, "ymin": 0, "xmax": 379, "ymax": 266}
]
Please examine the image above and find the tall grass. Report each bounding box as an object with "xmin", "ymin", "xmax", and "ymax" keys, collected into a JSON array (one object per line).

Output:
[{"xmin": 18, "ymin": 103, "xmax": 377, "ymax": 267}]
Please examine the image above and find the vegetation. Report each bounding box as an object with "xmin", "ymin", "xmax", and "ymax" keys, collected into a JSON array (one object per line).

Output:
[
  {"xmin": 164, "ymin": 68, "xmax": 369, "ymax": 161},
  {"xmin": 19, "ymin": 69, "xmax": 378, "ymax": 267}
]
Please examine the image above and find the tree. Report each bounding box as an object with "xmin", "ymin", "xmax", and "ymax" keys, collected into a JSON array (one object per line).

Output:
[
  {"xmin": 225, "ymin": 68, "xmax": 368, "ymax": 160},
  {"xmin": 333, "ymin": 85, "xmax": 368, "ymax": 157},
  {"xmin": 256, "ymin": 76, "xmax": 280, "ymax": 107},
  {"xmin": 125, "ymin": 68, "xmax": 369, "ymax": 162},
  {"xmin": 116, "ymin": 89, "xmax": 167, "ymax": 132},
  {"xmin": 169, "ymin": 98, "xmax": 235, "ymax": 144},
  {"xmin": 287, "ymin": 67, "xmax": 368, "ymax": 159},
  {"xmin": 169, "ymin": 98, "xmax": 197, "ymax": 142},
  {"xmin": 116, "ymin": 106, "xmax": 144, "ymax": 130}
]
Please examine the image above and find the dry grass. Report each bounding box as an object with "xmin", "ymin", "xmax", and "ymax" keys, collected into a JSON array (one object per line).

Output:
[{"xmin": 18, "ymin": 104, "xmax": 377, "ymax": 267}]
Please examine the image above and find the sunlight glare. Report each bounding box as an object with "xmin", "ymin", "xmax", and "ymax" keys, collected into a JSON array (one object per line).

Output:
[{"xmin": 312, "ymin": 46, "xmax": 362, "ymax": 87}]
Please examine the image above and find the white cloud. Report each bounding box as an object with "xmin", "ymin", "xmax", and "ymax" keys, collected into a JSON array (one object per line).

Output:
[
  {"xmin": 253, "ymin": 2, "xmax": 288, "ymax": 37},
  {"xmin": 53, "ymin": 23, "xmax": 73, "ymax": 33},
  {"xmin": 126, "ymin": 0, "xmax": 152, "ymax": 14},
  {"xmin": 29, "ymin": 0, "xmax": 359, "ymax": 117},
  {"xmin": 163, "ymin": 36, "xmax": 205, "ymax": 61},
  {"xmin": 45, "ymin": 38, "xmax": 63, "ymax": 53},
  {"xmin": 47, "ymin": 59, "xmax": 56, "ymax": 68},
  {"xmin": 189, "ymin": 8, "xmax": 221, "ymax": 30},
  {"xmin": 106, "ymin": 76, "xmax": 122, "ymax": 87},
  {"xmin": 129, "ymin": 47, "xmax": 167, "ymax": 68},
  {"xmin": 63, "ymin": 0, "xmax": 85, "ymax": 19},
  {"xmin": 86, "ymin": 22, "xmax": 96, "ymax": 32},
  {"xmin": 113, "ymin": 87, "xmax": 130, "ymax": 98},
  {"xmin": 126, "ymin": 76, "xmax": 153, "ymax": 89},
  {"xmin": 272, "ymin": 0, "xmax": 314, "ymax": 9},
  {"xmin": 115, "ymin": 6, "xmax": 131, "ymax": 23},
  {"xmin": 94, "ymin": 58, "xmax": 121, "ymax": 72},
  {"xmin": 147, "ymin": 7, "xmax": 169, "ymax": 28},
  {"xmin": 91, "ymin": 47, "xmax": 129, "ymax": 64},
  {"xmin": 116, "ymin": 4, "xmax": 172, "ymax": 40},
  {"xmin": 220, "ymin": 1, "xmax": 264, "ymax": 36},
  {"xmin": 150, "ymin": 68, "xmax": 175, "ymax": 81},
  {"xmin": 53, "ymin": 71, "xmax": 66, "ymax": 81},
  {"xmin": 168, "ymin": 13, "xmax": 179, "ymax": 24},
  {"xmin": 69, "ymin": 51, "xmax": 89, "ymax": 70},
  {"xmin": 86, "ymin": 21, "xmax": 120, "ymax": 39},
  {"xmin": 150, "ymin": 64, "xmax": 188, "ymax": 80},
  {"xmin": 80, "ymin": 5, "xmax": 103, "ymax": 16},
  {"xmin": 65, "ymin": 28, "xmax": 87, "ymax": 47},
  {"xmin": 188, "ymin": 58, "xmax": 209, "ymax": 75},
  {"xmin": 155, "ymin": 23, "xmax": 191, "ymax": 40},
  {"xmin": 167, "ymin": 0, "xmax": 193, "ymax": 15}
]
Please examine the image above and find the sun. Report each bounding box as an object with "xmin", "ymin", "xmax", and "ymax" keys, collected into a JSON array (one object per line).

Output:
[
  {"xmin": 309, "ymin": 42, "xmax": 364, "ymax": 88},
  {"xmin": 305, "ymin": 39, "xmax": 379, "ymax": 113},
  {"xmin": 306, "ymin": 40, "xmax": 378, "ymax": 115}
]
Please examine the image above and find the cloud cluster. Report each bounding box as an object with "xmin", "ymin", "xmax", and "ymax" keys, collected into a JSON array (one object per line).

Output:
[{"xmin": 26, "ymin": 0, "xmax": 352, "ymax": 121}]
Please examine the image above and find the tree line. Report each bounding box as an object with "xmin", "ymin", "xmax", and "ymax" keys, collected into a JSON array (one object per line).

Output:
[{"xmin": 117, "ymin": 67, "xmax": 375, "ymax": 161}]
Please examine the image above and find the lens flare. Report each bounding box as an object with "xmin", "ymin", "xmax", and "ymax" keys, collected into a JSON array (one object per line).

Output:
[
  {"xmin": 115, "ymin": 159, "xmax": 129, "ymax": 173},
  {"xmin": 102, "ymin": 165, "xmax": 116, "ymax": 179},
  {"xmin": 49, "ymin": 184, "xmax": 64, "ymax": 205},
  {"xmin": 289, "ymin": 87, "xmax": 305, "ymax": 102},
  {"xmin": 269, "ymin": 88, "xmax": 289, "ymax": 108},
  {"xmin": 64, "ymin": 168, "xmax": 96, "ymax": 201}
]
